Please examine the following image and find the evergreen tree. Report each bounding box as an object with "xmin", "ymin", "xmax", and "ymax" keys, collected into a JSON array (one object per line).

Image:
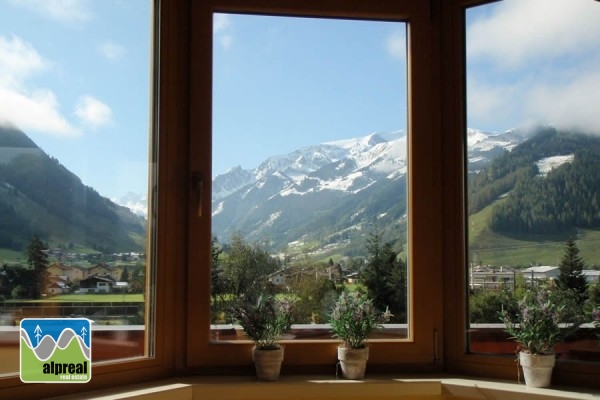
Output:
[
  {"xmin": 361, "ymin": 230, "xmax": 407, "ymax": 323},
  {"xmin": 221, "ymin": 234, "xmax": 279, "ymax": 298},
  {"xmin": 120, "ymin": 266, "xmax": 130, "ymax": 282},
  {"xmin": 27, "ymin": 235, "xmax": 49, "ymax": 299},
  {"xmin": 558, "ymin": 238, "xmax": 588, "ymax": 305}
]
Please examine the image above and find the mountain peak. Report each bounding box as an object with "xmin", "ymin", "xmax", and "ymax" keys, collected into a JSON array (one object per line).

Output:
[{"xmin": 0, "ymin": 124, "xmax": 38, "ymax": 149}]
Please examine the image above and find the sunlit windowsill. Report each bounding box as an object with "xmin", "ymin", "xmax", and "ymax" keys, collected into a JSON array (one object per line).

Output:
[{"xmin": 50, "ymin": 374, "xmax": 600, "ymax": 400}]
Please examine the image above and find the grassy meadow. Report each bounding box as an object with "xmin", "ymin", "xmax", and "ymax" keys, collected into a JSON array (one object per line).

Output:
[{"xmin": 468, "ymin": 202, "xmax": 600, "ymax": 267}]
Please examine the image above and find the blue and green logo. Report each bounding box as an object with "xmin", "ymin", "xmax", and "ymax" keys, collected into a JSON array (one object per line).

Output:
[{"xmin": 20, "ymin": 318, "xmax": 91, "ymax": 383}]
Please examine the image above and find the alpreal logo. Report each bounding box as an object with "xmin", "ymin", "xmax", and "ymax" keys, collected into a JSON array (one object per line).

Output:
[{"xmin": 20, "ymin": 318, "xmax": 92, "ymax": 383}]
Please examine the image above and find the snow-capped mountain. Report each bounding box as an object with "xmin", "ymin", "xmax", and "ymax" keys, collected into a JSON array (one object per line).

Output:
[
  {"xmin": 111, "ymin": 192, "xmax": 148, "ymax": 218},
  {"xmin": 211, "ymin": 128, "xmax": 531, "ymax": 248},
  {"xmin": 467, "ymin": 128, "xmax": 533, "ymax": 172},
  {"xmin": 111, "ymin": 127, "xmax": 533, "ymax": 246}
]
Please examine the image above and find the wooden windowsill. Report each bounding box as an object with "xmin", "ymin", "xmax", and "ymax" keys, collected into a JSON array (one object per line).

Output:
[{"xmin": 50, "ymin": 375, "xmax": 600, "ymax": 400}]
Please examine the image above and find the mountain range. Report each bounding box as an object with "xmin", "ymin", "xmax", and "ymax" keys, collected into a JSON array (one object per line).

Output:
[
  {"xmin": 0, "ymin": 125, "xmax": 146, "ymax": 254},
  {"xmin": 4, "ymin": 123, "xmax": 597, "ymax": 261},
  {"xmin": 211, "ymin": 127, "xmax": 545, "ymax": 254}
]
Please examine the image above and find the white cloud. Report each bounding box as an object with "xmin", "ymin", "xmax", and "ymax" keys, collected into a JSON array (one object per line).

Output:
[
  {"xmin": 214, "ymin": 14, "xmax": 231, "ymax": 34},
  {"xmin": 0, "ymin": 35, "xmax": 46, "ymax": 84},
  {"xmin": 7, "ymin": 0, "xmax": 92, "ymax": 23},
  {"xmin": 220, "ymin": 35, "xmax": 234, "ymax": 50},
  {"xmin": 99, "ymin": 42, "xmax": 126, "ymax": 61},
  {"xmin": 385, "ymin": 31, "xmax": 406, "ymax": 60},
  {"xmin": 466, "ymin": 0, "xmax": 600, "ymax": 134},
  {"xmin": 0, "ymin": 35, "xmax": 78, "ymax": 136},
  {"xmin": 527, "ymin": 68, "xmax": 600, "ymax": 133},
  {"xmin": 468, "ymin": 0, "xmax": 600, "ymax": 69},
  {"xmin": 74, "ymin": 95, "xmax": 112, "ymax": 128},
  {"xmin": 467, "ymin": 78, "xmax": 522, "ymax": 128},
  {"xmin": 214, "ymin": 13, "xmax": 234, "ymax": 50},
  {"xmin": 0, "ymin": 87, "xmax": 78, "ymax": 136}
]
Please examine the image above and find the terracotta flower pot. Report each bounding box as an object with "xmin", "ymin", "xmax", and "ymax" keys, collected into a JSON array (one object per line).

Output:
[
  {"xmin": 252, "ymin": 346, "xmax": 284, "ymax": 381},
  {"xmin": 337, "ymin": 346, "xmax": 369, "ymax": 380},
  {"xmin": 519, "ymin": 351, "xmax": 555, "ymax": 388}
]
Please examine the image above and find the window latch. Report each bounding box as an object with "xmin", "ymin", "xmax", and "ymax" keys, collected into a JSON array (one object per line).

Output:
[{"xmin": 192, "ymin": 172, "xmax": 203, "ymax": 217}]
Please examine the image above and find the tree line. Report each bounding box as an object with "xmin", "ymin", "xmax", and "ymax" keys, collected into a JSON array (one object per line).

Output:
[
  {"xmin": 470, "ymin": 238, "xmax": 600, "ymax": 324},
  {"xmin": 468, "ymin": 128, "xmax": 600, "ymax": 235},
  {"xmin": 210, "ymin": 230, "xmax": 408, "ymax": 325}
]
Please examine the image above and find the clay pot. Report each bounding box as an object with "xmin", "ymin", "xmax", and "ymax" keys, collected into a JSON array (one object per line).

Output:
[
  {"xmin": 337, "ymin": 346, "xmax": 369, "ymax": 380},
  {"xmin": 252, "ymin": 346, "xmax": 284, "ymax": 381},
  {"xmin": 519, "ymin": 351, "xmax": 555, "ymax": 388}
]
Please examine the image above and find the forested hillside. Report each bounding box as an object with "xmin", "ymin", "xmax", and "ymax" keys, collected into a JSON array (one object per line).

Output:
[
  {"xmin": 468, "ymin": 127, "xmax": 600, "ymax": 235},
  {"xmin": 0, "ymin": 126, "xmax": 145, "ymax": 253}
]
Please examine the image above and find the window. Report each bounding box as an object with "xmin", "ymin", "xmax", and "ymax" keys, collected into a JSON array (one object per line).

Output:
[
  {"xmin": 466, "ymin": 0, "xmax": 600, "ymax": 360},
  {"xmin": 3, "ymin": 1, "xmax": 599, "ymax": 398},
  {"xmin": 0, "ymin": 0, "xmax": 181, "ymax": 396},
  {"xmin": 210, "ymin": 13, "xmax": 409, "ymax": 342},
  {"xmin": 0, "ymin": 0, "xmax": 154, "ymax": 378},
  {"xmin": 187, "ymin": 1, "xmax": 442, "ymax": 368},
  {"xmin": 444, "ymin": 0, "xmax": 600, "ymax": 387}
]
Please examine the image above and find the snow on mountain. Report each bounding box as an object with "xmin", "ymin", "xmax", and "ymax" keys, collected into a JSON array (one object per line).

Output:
[
  {"xmin": 467, "ymin": 128, "xmax": 531, "ymax": 172},
  {"xmin": 536, "ymin": 154, "xmax": 575, "ymax": 177},
  {"xmin": 212, "ymin": 131, "xmax": 408, "ymax": 202},
  {"xmin": 111, "ymin": 192, "xmax": 148, "ymax": 217},
  {"xmin": 115, "ymin": 128, "xmax": 527, "ymax": 219},
  {"xmin": 212, "ymin": 128, "xmax": 523, "ymax": 203}
]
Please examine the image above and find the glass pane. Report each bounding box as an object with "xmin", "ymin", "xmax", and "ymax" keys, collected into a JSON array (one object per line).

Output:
[
  {"xmin": 466, "ymin": 0, "xmax": 600, "ymax": 361},
  {"xmin": 0, "ymin": 1, "xmax": 154, "ymax": 376},
  {"xmin": 211, "ymin": 14, "xmax": 408, "ymax": 342}
]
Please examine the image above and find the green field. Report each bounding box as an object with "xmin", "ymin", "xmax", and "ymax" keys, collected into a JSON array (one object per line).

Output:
[
  {"xmin": 469, "ymin": 202, "xmax": 600, "ymax": 267},
  {"xmin": 34, "ymin": 294, "xmax": 144, "ymax": 303},
  {"xmin": 0, "ymin": 248, "xmax": 25, "ymax": 263}
]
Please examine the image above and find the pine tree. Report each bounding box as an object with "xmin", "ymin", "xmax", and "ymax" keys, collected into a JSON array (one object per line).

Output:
[
  {"xmin": 27, "ymin": 235, "xmax": 49, "ymax": 299},
  {"xmin": 558, "ymin": 238, "xmax": 588, "ymax": 305},
  {"xmin": 120, "ymin": 266, "xmax": 130, "ymax": 282},
  {"xmin": 361, "ymin": 230, "xmax": 407, "ymax": 323}
]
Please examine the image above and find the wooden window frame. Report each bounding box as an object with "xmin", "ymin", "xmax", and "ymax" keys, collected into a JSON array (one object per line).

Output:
[
  {"xmin": 3, "ymin": 1, "xmax": 598, "ymax": 398},
  {"xmin": 186, "ymin": 0, "xmax": 444, "ymax": 371},
  {"xmin": 441, "ymin": 0, "xmax": 600, "ymax": 388},
  {"xmin": 0, "ymin": 0, "xmax": 187, "ymax": 398}
]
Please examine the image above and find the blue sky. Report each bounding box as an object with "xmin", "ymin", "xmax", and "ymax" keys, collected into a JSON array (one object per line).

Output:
[
  {"xmin": 0, "ymin": 1, "xmax": 598, "ymax": 199},
  {"xmin": 0, "ymin": 0, "xmax": 151, "ymax": 199},
  {"xmin": 213, "ymin": 15, "xmax": 407, "ymax": 177}
]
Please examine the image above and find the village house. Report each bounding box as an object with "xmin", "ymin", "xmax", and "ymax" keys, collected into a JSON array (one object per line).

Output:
[
  {"xmin": 469, "ymin": 266, "xmax": 516, "ymax": 291},
  {"xmin": 44, "ymin": 276, "xmax": 70, "ymax": 296},
  {"xmin": 88, "ymin": 263, "xmax": 123, "ymax": 282},
  {"xmin": 78, "ymin": 274, "xmax": 116, "ymax": 294},
  {"xmin": 522, "ymin": 265, "xmax": 560, "ymax": 284},
  {"xmin": 46, "ymin": 262, "xmax": 87, "ymax": 284},
  {"xmin": 582, "ymin": 270, "xmax": 600, "ymax": 284}
]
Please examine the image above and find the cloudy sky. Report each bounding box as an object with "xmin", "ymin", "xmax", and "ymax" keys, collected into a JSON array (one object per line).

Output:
[
  {"xmin": 0, "ymin": 0, "xmax": 150, "ymax": 199},
  {"xmin": 466, "ymin": 0, "xmax": 600, "ymax": 133},
  {"xmin": 0, "ymin": 0, "xmax": 598, "ymax": 199}
]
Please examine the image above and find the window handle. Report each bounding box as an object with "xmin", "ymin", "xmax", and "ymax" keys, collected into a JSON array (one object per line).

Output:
[{"xmin": 192, "ymin": 172, "xmax": 203, "ymax": 217}]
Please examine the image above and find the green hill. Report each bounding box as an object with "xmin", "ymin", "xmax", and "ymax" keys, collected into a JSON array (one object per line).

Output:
[
  {"xmin": 468, "ymin": 128, "xmax": 600, "ymax": 266},
  {"xmin": 469, "ymin": 201, "xmax": 600, "ymax": 267},
  {"xmin": 0, "ymin": 126, "xmax": 145, "ymax": 254}
]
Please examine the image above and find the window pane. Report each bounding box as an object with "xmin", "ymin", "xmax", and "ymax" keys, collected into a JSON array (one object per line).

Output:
[
  {"xmin": 466, "ymin": 0, "xmax": 600, "ymax": 361},
  {"xmin": 0, "ymin": 0, "xmax": 154, "ymax": 376},
  {"xmin": 211, "ymin": 14, "xmax": 409, "ymax": 341}
]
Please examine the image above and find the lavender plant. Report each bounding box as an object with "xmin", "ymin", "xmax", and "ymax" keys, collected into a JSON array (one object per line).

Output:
[
  {"xmin": 229, "ymin": 294, "xmax": 293, "ymax": 350},
  {"xmin": 330, "ymin": 291, "xmax": 392, "ymax": 349},
  {"xmin": 500, "ymin": 287, "xmax": 579, "ymax": 355}
]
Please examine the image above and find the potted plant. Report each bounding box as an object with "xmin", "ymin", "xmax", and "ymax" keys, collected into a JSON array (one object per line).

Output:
[
  {"xmin": 329, "ymin": 291, "xmax": 392, "ymax": 379},
  {"xmin": 500, "ymin": 286, "xmax": 581, "ymax": 388},
  {"xmin": 229, "ymin": 293, "xmax": 293, "ymax": 381}
]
